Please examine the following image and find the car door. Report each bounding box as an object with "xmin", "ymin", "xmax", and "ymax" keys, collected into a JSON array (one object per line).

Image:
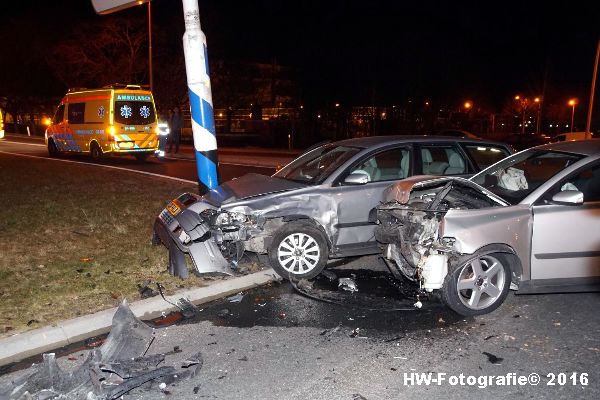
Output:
[
  {"xmin": 530, "ymin": 161, "xmax": 600, "ymax": 280},
  {"xmin": 331, "ymin": 145, "xmax": 412, "ymax": 249}
]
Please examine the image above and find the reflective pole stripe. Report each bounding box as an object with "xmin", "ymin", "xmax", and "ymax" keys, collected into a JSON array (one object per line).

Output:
[{"xmin": 182, "ymin": 0, "xmax": 218, "ymax": 193}]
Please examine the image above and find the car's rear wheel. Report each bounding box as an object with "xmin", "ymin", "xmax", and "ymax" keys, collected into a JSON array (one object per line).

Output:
[
  {"xmin": 441, "ymin": 253, "xmax": 510, "ymax": 316},
  {"xmin": 90, "ymin": 142, "xmax": 104, "ymax": 162},
  {"xmin": 47, "ymin": 139, "xmax": 60, "ymax": 157},
  {"xmin": 268, "ymin": 221, "xmax": 329, "ymax": 280}
]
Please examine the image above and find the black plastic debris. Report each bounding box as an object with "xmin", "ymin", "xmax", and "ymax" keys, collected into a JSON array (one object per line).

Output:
[
  {"xmin": 290, "ymin": 269, "xmax": 423, "ymax": 311},
  {"xmin": 137, "ymin": 281, "xmax": 158, "ymax": 298},
  {"xmin": 0, "ymin": 300, "xmax": 203, "ymax": 400},
  {"xmin": 482, "ymin": 351, "xmax": 504, "ymax": 365}
]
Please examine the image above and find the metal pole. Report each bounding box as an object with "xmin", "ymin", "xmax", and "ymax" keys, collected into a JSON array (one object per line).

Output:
[
  {"xmin": 571, "ymin": 104, "xmax": 575, "ymax": 133},
  {"xmin": 586, "ymin": 39, "xmax": 600, "ymax": 134},
  {"xmin": 182, "ymin": 0, "xmax": 218, "ymax": 193},
  {"xmin": 148, "ymin": 0, "xmax": 153, "ymax": 91}
]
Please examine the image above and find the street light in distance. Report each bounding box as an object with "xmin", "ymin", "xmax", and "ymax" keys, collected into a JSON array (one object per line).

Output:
[{"xmin": 568, "ymin": 98, "xmax": 578, "ymax": 133}]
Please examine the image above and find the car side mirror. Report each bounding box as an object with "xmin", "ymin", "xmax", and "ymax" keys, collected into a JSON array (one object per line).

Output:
[
  {"xmin": 551, "ymin": 190, "xmax": 584, "ymax": 205},
  {"xmin": 344, "ymin": 171, "xmax": 370, "ymax": 185}
]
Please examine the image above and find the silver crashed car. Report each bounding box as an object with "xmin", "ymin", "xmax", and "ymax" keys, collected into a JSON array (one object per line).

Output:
[
  {"xmin": 375, "ymin": 140, "xmax": 600, "ymax": 316},
  {"xmin": 152, "ymin": 136, "xmax": 512, "ymax": 279}
]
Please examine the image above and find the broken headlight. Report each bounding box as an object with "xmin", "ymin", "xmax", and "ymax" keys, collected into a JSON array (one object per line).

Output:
[{"xmin": 214, "ymin": 211, "xmax": 248, "ymax": 226}]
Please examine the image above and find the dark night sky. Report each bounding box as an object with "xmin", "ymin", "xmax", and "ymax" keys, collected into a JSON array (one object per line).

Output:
[{"xmin": 1, "ymin": 0, "xmax": 599, "ymax": 110}]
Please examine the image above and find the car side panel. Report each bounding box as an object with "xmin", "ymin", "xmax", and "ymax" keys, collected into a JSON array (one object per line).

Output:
[{"xmin": 442, "ymin": 205, "xmax": 533, "ymax": 280}]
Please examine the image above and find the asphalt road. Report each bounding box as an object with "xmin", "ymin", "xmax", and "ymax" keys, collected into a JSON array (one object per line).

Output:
[
  {"xmin": 2, "ymin": 257, "xmax": 598, "ymax": 399},
  {"xmin": 0, "ymin": 136, "xmax": 277, "ymax": 182}
]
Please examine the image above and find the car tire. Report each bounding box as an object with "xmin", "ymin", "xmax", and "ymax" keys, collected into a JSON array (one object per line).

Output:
[
  {"xmin": 47, "ymin": 139, "xmax": 60, "ymax": 157},
  {"xmin": 135, "ymin": 153, "xmax": 150, "ymax": 162},
  {"xmin": 441, "ymin": 253, "xmax": 511, "ymax": 316},
  {"xmin": 90, "ymin": 142, "xmax": 104, "ymax": 162},
  {"xmin": 268, "ymin": 221, "xmax": 329, "ymax": 280}
]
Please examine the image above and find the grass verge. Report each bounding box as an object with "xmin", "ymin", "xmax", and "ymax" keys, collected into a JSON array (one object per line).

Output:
[{"xmin": 0, "ymin": 154, "xmax": 207, "ymax": 337}]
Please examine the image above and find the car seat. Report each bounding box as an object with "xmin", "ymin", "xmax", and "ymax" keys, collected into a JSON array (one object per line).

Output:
[
  {"xmin": 361, "ymin": 158, "xmax": 381, "ymax": 181},
  {"xmin": 444, "ymin": 152, "xmax": 466, "ymax": 175},
  {"xmin": 421, "ymin": 148, "xmax": 448, "ymax": 175}
]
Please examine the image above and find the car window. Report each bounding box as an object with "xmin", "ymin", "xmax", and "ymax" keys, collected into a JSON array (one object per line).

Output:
[
  {"xmin": 471, "ymin": 150, "xmax": 584, "ymax": 204},
  {"xmin": 463, "ymin": 144, "xmax": 509, "ymax": 170},
  {"xmin": 347, "ymin": 147, "xmax": 410, "ymax": 183},
  {"xmin": 274, "ymin": 144, "xmax": 361, "ymax": 185},
  {"xmin": 420, "ymin": 145, "xmax": 467, "ymax": 175},
  {"xmin": 541, "ymin": 162, "xmax": 600, "ymax": 203},
  {"xmin": 53, "ymin": 104, "xmax": 65, "ymax": 124}
]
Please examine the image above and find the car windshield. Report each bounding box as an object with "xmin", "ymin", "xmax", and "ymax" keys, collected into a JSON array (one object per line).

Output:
[
  {"xmin": 274, "ymin": 144, "xmax": 361, "ymax": 184},
  {"xmin": 470, "ymin": 149, "xmax": 584, "ymax": 204}
]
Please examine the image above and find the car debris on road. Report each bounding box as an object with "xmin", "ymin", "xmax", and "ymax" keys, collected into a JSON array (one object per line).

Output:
[{"xmin": 0, "ymin": 301, "xmax": 203, "ymax": 400}]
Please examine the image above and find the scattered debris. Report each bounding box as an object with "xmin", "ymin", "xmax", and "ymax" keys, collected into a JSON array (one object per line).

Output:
[
  {"xmin": 80, "ymin": 257, "xmax": 94, "ymax": 262},
  {"xmin": 484, "ymin": 335, "xmax": 496, "ymax": 341},
  {"xmin": 482, "ymin": 351, "xmax": 503, "ymax": 365},
  {"xmin": 319, "ymin": 270, "xmax": 338, "ymax": 282},
  {"xmin": 384, "ymin": 336, "xmax": 405, "ymax": 343},
  {"xmin": 338, "ymin": 277, "xmax": 358, "ymax": 293},
  {"xmin": 227, "ymin": 293, "xmax": 245, "ymax": 303},
  {"xmin": 0, "ymin": 301, "xmax": 203, "ymax": 399},
  {"xmin": 238, "ymin": 356, "xmax": 248, "ymax": 361},
  {"xmin": 413, "ymin": 301, "xmax": 423, "ymax": 309},
  {"xmin": 319, "ymin": 324, "xmax": 342, "ymax": 337},
  {"xmin": 27, "ymin": 319, "xmax": 39, "ymax": 326},
  {"xmin": 137, "ymin": 281, "xmax": 158, "ymax": 299},
  {"xmin": 217, "ymin": 308, "xmax": 231, "ymax": 317},
  {"xmin": 277, "ymin": 312, "xmax": 286, "ymax": 320},
  {"xmin": 349, "ymin": 328, "xmax": 361, "ymax": 338},
  {"xmin": 352, "ymin": 394, "xmax": 368, "ymax": 400},
  {"xmin": 513, "ymin": 314, "xmax": 521, "ymax": 318}
]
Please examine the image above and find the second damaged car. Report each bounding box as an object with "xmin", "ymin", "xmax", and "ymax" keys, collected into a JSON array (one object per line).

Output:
[{"xmin": 376, "ymin": 140, "xmax": 600, "ymax": 316}]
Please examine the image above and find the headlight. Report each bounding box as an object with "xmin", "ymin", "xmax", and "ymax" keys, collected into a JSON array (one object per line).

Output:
[{"xmin": 214, "ymin": 211, "xmax": 247, "ymax": 226}]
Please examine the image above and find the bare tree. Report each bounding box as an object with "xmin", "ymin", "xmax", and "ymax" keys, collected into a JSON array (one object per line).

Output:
[{"xmin": 49, "ymin": 16, "xmax": 148, "ymax": 88}]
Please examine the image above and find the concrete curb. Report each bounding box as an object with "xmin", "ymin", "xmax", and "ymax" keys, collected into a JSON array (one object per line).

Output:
[{"xmin": 0, "ymin": 269, "xmax": 278, "ymax": 367}]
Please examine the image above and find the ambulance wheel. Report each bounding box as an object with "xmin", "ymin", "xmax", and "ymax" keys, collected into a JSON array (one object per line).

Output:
[
  {"xmin": 135, "ymin": 153, "xmax": 150, "ymax": 162},
  {"xmin": 90, "ymin": 142, "xmax": 104, "ymax": 162},
  {"xmin": 268, "ymin": 221, "xmax": 329, "ymax": 280},
  {"xmin": 47, "ymin": 140, "xmax": 60, "ymax": 157}
]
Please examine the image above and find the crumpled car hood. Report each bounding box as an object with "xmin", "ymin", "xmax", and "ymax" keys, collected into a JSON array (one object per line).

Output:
[
  {"xmin": 202, "ymin": 173, "xmax": 307, "ymax": 207},
  {"xmin": 381, "ymin": 175, "xmax": 509, "ymax": 206}
]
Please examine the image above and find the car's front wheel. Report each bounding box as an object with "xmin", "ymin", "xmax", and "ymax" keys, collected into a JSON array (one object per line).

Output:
[
  {"xmin": 441, "ymin": 253, "xmax": 511, "ymax": 316},
  {"xmin": 268, "ymin": 221, "xmax": 329, "ymax": 280}
]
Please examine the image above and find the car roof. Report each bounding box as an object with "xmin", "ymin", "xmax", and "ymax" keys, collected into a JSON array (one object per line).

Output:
[
  {"xmin": 531, "ymin": 139, "xmax": 600, "ymax": 156},
  {"xmin": 332, "ymin": 135, "xmax": 508, "ymax": 149}
]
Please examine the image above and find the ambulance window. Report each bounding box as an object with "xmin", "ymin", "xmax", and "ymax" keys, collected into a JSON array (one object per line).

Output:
[
  {"xmin": 114, "ymin": 101, "xmax": 155, "ymax": 125},
  {"xmin": 53, "ymin": 104, "xmax": 65, "ymax": 124},
  {"xmin": 68, "ymin": 103, "xmax": 85, "ymax": 124}
]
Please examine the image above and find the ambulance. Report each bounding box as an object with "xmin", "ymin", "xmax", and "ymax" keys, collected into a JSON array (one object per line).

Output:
[{"xmin": 45, "ymin": 84, "xmax": 159, "ymax": 161}]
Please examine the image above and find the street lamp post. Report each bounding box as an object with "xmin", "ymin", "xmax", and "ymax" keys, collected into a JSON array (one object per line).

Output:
[
  {"xmin": 534, "ymin": 97, "xmax": 541, "ymax": 135},
  {"xmin": 147, "ymin": 0, "xmax": 153, "ymax": 91},
  {"xmin": 568, "ymin": 99, "xmax": 577, "ymax": 132}
]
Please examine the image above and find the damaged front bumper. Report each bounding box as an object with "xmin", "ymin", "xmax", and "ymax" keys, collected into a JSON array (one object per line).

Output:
[
  {"xmin": 154, "ymin": 193, "xmax": 231, "ymax": 278},
  {"xmin": 153, "ymin": 193, "xmax": 265, "ymax": 278}
]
